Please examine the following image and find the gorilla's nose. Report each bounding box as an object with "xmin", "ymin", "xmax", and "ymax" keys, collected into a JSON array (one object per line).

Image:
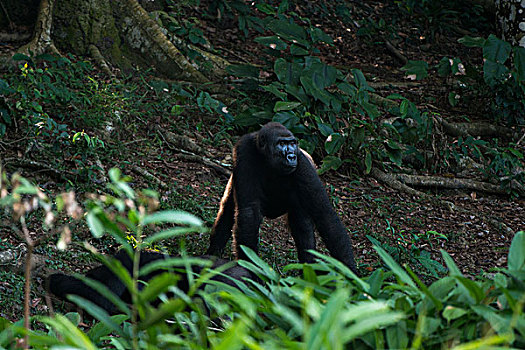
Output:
[{"xmin": 287, "ymin": 153, "xmax": 297, "ymax": 164}]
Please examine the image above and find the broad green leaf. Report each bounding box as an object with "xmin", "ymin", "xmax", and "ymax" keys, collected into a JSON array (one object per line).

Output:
[
  {"xmin": 386, "ymin": 321, "xmax": 409, "ymax": 350},
  {"xmin": 67, "ymin": 295, "xmax": 128, "ymax": 340},
  {"xmin": 443, "ymin": 306, "xmax": 467, "ymax": 322},
  {"xmin": 365, "ymin": 149, "xmax": 372, "ymax": 174},
  {"xmin": 273, "ymin": 111, "xmax": 300, "ymax": 129},
  {"xmin": 145, "ymin": 227, "xmax": 200, "ymax": 245},
  {"xmin": 86, "ymin": 210, "xmax": 105, "ymax": 238},
  {"xmin": 341, "ymin": 312, "xmax": 404, "ymax": 343},
  {"xmin": 143, "ymin": 210, "xmax": 202, "ymax": 226},
  {"xmin": 11, "ymin": 53, "xmax": 31, "ymax": 61},
  {"xmin": 138, "ymin": 299, "xmax": 187, "ymax": 329},
  {"xmin": 254, "ymin": 35, "xmax": 287, "ymax": 50},
  {"xmin": 307, "ymin": 289, "xmax": 348, "ymax": 349},
  {"xmin": 290, "ymin": 44, "xmax": 309, "ymax": 56},
  {"xmin": 273, "ymin": 101, "xmax": 301, "ymax": 112},
  {"xmin": 458, "ymin": 35, "xmax": 486, "ymax": 48},
  {"xmin": 38, "ymin": 314, "xmax": 97, "ymax": 349},
  {"xmin": 508, "ymin": 231, "xmax": 525, "ymax": 271},
  {"xmin": 455, "ymin": 276, "xmax": 484, "ymax": 303},
  {"xmin": 311, "ymin": 27, "xmax": 333, "ymax": 44},
  {"xmin": 267, "ymin": 19, "xmax": 309, "ymax": 47},
  {"xmin": 239, "ymin": 246, "xmax": 280, "ymax": 281},
  {"xmin": 437, "ymin": 57, "xmax": 452, "ymax": 76},
  {"xmin": 318, "ymin": 155, "xmax": 342, "ymax": 174},
  {"xmin": 401, "ymin": 60, "xmax": 429, "ymax": 80},
  {"xmin": 337, "ymin": 81, "xmax": 357, "ymax": 97},
  {"xmin": 400, "ymin": 99, "xmax": 409, "ymax": 116},
  {"xmin": 324, "ymin": 133, "xmax": 344, "ymax": 155},
  {"xmin": 471, "ymin": 305, "xmax": 511, "ymax": 335},
  {"xmin": 514, "ymin": 47, "xmax": 525, "ymax": 81},
  {"xmin": 374, "ymin": 245, "xmax": 416, "ymax": 288},
  {"xmin": 261, "ymin": 82, "xmax": 287, "ymax": 100},
  {"xmin": 441, "ymin": 249, "xmax": 462, "ymax": 276},
  {"xmin": 274, "ymin": 58, "xmax": 301, "ymax": 85},
  {"xmin": 483, "ymin": 34, "xmax": 511, "ymax": 64},
  {"xmin": 483, "ymin": 60, "xmax": 509, "ymax": 85},
  {"xmin": 139, "ymin": 273, "xmax": 180, "ymax": 303},
  {"xmin": 352, "ymin": 68, "xmax": 372, "ymax": 90},
  {"xmin": 87, "ymin": 315, "xmax": 128, "ymax": 343}
]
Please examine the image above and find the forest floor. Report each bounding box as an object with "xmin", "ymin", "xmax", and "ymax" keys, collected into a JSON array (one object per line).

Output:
[{"xmin": 1, "ymin": 0, "xmax": 524, "ymax": 322}]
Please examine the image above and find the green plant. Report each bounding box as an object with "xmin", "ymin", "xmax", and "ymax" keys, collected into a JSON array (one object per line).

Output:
[
  {"xmin": 2, "ymin": 169, "xmax": 524, "ymax": 348},
  {"xmin": 367, "ymin": 219, "xmax": 447, "ymax": 278}
]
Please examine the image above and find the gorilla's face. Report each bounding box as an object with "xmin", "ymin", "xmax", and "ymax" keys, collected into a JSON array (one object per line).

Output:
[
  {"xmin": 257, "ymin": 122, "xmax": 299, "ymax": 175},
  {"xmin": 273, "ymin": 135, "xmax": 298, "ymax": 174}
]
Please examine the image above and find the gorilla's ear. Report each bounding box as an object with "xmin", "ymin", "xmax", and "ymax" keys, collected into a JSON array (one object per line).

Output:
[{"xmin": 256, "ymin": 133, "xmax": 268, "ymax": 153}]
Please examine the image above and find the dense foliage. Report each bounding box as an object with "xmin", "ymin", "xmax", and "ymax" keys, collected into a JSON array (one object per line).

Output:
[{"xmin": 0, "ymin": 172, "xmax": 524, "ymax": 349}]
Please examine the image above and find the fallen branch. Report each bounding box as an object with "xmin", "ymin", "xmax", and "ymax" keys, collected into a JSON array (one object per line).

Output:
[
  {"xmin": 370, "ymin": 167, "xmax": 515, "ymax": 237},
  {"xmin": 395, "ymin": 173, "xmax": 507, "ymax": 195},
  {"xmin": 3, "ymin": 157, "xmax": 71, "ymax": 181},
  {"xmin": 176, "ymin": 152, "xmax": 231, "ymax": 177}
]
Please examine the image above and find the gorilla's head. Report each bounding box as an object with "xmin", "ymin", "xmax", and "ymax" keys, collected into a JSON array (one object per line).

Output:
[{"xmin": 257, "ymin": 122, "xmax": 298, "ymax": 175}]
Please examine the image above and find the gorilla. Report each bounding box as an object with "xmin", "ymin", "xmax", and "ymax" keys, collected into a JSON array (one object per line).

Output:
[
  {"xmin": 47, "ymin": 250, "xmax": 251, "ymax": 314},
  {"xmin": 207, "ymin": 122, "xmax": 358, "ymax": 274}
]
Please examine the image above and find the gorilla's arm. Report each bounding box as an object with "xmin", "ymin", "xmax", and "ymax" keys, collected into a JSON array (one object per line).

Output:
[{"xmin": 294, "ymin": 154, "xmax": 358, "ymax": 274}]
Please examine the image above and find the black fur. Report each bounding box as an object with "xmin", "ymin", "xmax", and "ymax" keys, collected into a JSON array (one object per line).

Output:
[
  {"xmin": 207, "ymin": 122, "xmax": 358, "ymax": 274},
  {"xmin": 47, "ymin": 250, "xmax": 251, "ymax": 314}
]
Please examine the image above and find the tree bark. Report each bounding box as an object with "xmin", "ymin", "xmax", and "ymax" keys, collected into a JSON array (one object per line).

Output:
[{"xmin": 495, "ymin": 0, "xmax": 525, "ymax": 47}]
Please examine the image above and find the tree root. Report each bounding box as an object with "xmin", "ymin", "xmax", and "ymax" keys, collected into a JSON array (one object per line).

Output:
[
  {"xmin": 0, "ymin": 32, "xmax": 31, "ymax": 42},
  {"xmin": 114, "ymin": 0, "xmax": 208, "ymax": 83},
  {"xmin": 131, "ymin": 165, "xmax": 168, "ymax": 189},
  {"xmin": 434, "ymin": 115, "xmax": 518, "ymax": 139},
  {"xmin": 155, "ymin": 127, "xmax": 231, "ymax": 176},
  {"xmin": 175, "ymin": 152, "xmax": 231, "ymax": 177},
  {"xmin": 88, "ymin": 44, "xmax": 115, "ymax": 78},
  {"xmin": 155, "ymin": 126, "xmax": 209, "ymax": 156}
]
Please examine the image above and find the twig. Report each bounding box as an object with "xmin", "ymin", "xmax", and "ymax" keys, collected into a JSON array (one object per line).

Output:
[{"xmin": 384, "ymin": 39, "xmax": 408, "ymax": 65}]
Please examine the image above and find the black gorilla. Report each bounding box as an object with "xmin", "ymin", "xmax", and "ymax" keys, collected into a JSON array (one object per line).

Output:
[
  {"xmin": 207, "ymin": 122, "xmax": 358, "ymax": 274},
  {"xmin": 47, "ymin": 250, "xmax": 251, "ymax": 314}
]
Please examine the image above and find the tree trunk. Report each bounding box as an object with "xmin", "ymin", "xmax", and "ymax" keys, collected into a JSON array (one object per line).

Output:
[
  {"xmin": 2, "ymin": 0, "xmax": 228, "ymax": 82},
  {"xmin": 495, "ymin": 0, "xmax": 525, "ymax": 47}
]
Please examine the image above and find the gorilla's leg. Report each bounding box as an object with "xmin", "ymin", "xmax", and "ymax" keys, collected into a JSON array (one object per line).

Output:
[
  {"xmin": 233, "ymin": 206, "xmax": 262, "ymax": 261},
  {"xmin": 288, "ymin": 210, "xmax": 316, "ymax": 263},
  {"xmin": 207, "ymin": 176, "xmax": 235, "ymax": 256}
]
